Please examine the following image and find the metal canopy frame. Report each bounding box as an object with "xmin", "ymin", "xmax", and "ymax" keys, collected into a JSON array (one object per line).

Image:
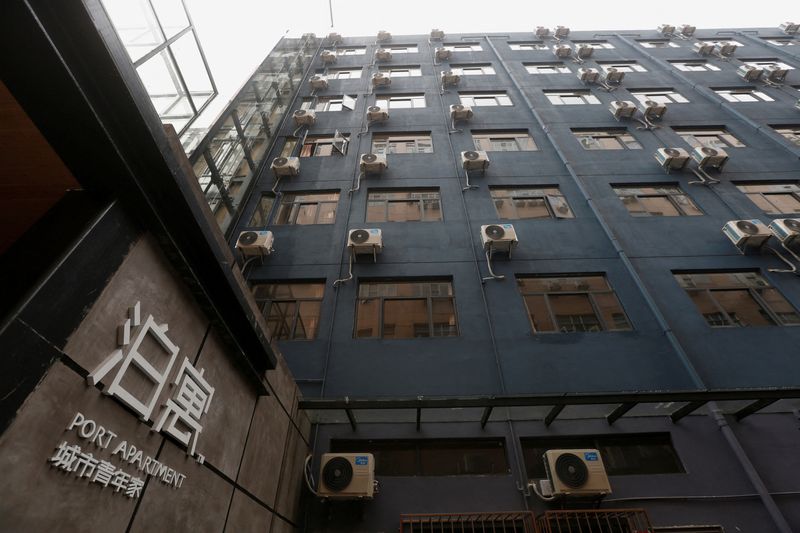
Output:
[{"xmin": 298, "ymin": 388, "xmax": 800, "ymax": 431}]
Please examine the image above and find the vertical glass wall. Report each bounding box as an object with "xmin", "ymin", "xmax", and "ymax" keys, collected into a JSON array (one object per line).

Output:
[
  {"xmin": 101, "ymin": 0, "xmax": 217, "ymax": 134},
  {"xmin": 182, "ymin": 34, "xmax": 319, "ymax": 233}
]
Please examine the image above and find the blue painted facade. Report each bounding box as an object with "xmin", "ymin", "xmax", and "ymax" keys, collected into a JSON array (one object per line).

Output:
[{"xmin": 232, "ymin": 28, "xmax": 800, "ymax": 531}]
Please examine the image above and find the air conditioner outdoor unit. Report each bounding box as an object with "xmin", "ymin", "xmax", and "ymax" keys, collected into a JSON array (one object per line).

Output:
[
  {"xmin": 235, "ymin": 231, "xmax": 274, "ymax": 257},
  {"xmin": 450, "ymin": 104, "xmax": 473, "ymax": 121},
  {"xmin": 327, "ymin": 32, "xmax": 342, "ymax": 44},
  {"xmin": 554, "ymin": 26, "xmax": 570, "ymax": 39},
  {"xmin": 658, "ymin": 24, "xmax": 676, "ymax": 36},
  {"xmin": 366, "ymin": 105, "xmax": 389, "ymax": 122},
  {"xmin": 692, "ymin": 146, "xmax": 729, "ymax": 169},
  {"xmin": 318, "ymin": 453, "xmax": 375, "ymax": 499},
  {"xmin": 292, "ymin": 109, "xmax": 316, "ymax": 127},
  {"xmin": 553, "ymin": 45, "xmax": 572, "ymax": 58},
  {"xmin": 765, "ymin": 65, "xmax": 789, "ymax": 83},
  {"xmin": 321, "ymin": 50, "xmax": 337, "ymax": 64},
  {"xmin": 679, "ymin": 24, "xmax": 696, "ymax": 37},
  {"xmin": 693, "ymin": 42, "xmax": 714, "ymax": 56},
  {"xmin": 723, "ymin": 219, "xmax": 771, "ymax": 250},
  {"xmin": 737, "ymin": 65, "xmax": 763, "ymax": 82},
  {"xmin": 536, "ymin": 26, "xmax": 550, "ymax": 38},
  {"xmin": 543, "ymin": 449, "xmax": 611, "ymax": 497},
  {"xmin": 435, "ymin": 47, "xmax": 451, "ymax": 61},
  {"xmin": 604, "ymin": 68, "xmax": 625, "ymax": 84},
  {"xmin": 430, "ymin": 28, "xmax": 445, "ymax": 40},
  {"xmin": 441, "ymin": 70, "xmax": 460, "ymax": 86},
  {"xmin": 348, "ymin": 229, "xmax": 383, "ymax": 255},
  {"xmin": 360, "ymin": 153, "xmax": 387, "ymax": 174},
  {"xmin": 716, "ymin": 42, "xmax": 737, "ymax": 56},
  {"xmin": 780, "ymin": 22, "xmax": 799, "ymax": 35},
  {"xmin": 578, "ymin": 68, "xmax": 600, "ymax": 83},
  {"xmin": 609, "ymin": 100, "xmax": 636, "ymax": 119},
  {"xmin": 377, "ymin": 30, "xmax": 392, "ymax": 42},
  {"xmin": 372, "ymin": 72, "xmax": 391, "ymax": 87},
  {"xmin": 769, "ymin": 218, "xmax": 800, "ymax": 245},
  {"xmin": 640, "ymin": 100, "xmax": 667, "ymax": 120},
  {"xmin": 655, "ymin": 147, "xmax": 690, "ymax": 170},
  {"xmin": 480, "ymin": 224, "xmax": 519, "ymax": 253},
  {"xmin": 374, "ymin": 48, "xmax": 392, "ymax": 61},
  {"xmin": 271, "ymin": 156, "xmax": 300, "ymax": 177},
  {"xmin": 576, "ymin": 45, "xmax": 594, "ymax": 59},
  {"xmin": 461, "ymin": 150, "xmax": 489, "ymax": 171},
  {"xmin": 309, "ymin": 75, "xmax": 329, "ymax": 90}
]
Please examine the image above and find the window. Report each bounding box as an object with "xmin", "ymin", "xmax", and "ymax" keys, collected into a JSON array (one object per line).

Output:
[
  {"xmin": 639, "ymin": 40, "xmax": 680, "ymax": 48},
  {"xmin": 743, "ymin": 60, "xmax": 794, "ymax": 71},
  {"xmin": 764, "ymin": 38, "xmax": 797, "ymax": 46},
  {"xmin": 509, "ymin": 41, "xmax": 548, "ymax": 51},
  {"xmin": 336, "ymin": 46, "xmax": 366, "ymax": 55},
  {"xmin": 545, "ymin": 90, "xmax": 600, "ymax": 105},
  {"xmin": 714, "ymin": 88, "xmax": 774, "ymax": 103},
  {"xmin": 378, "ymin": 65, "xmax": 422, "ymax": 77},
  {"xmin": 274, "ymin": 191, "xmax": 339, "ymax": 225},
  {"xmin": 459, "ymin": 92, "xmax": 513, "ymax": 107},
  {"xmin": 248, "ymin": 195, "xmax": 275, "ymax": 227},
  {"xmin": 613, "ymin": 185, "xmax": 703, "ymax": 217},
  {"xmin": 355, "ymin": 280, "xmax": 457, "ymax": 338},
  {"xmin": 443, "ymin": 42, "xmax": 483, "ymax": 52},
  {"xmin": 573, "ymin": 40, "xmax": 614, "ymax": 49},
  {"xmin": 327, "ymin": 67, "xmax": 362, "ymax": 80},
  {"xmin": 300, "ymin": 95, "xmax": 357, "ymax": 112},
  {"xmin": 385, "ymin": 45, "xmax": 418, "ymax": 53},
  {"xmin": 630, "ymin": 89, "xmax": 689, "ymax": 104},
  {"xmin": 331, "ymin": 439, "xmax": 509, "ymax": 476},
  {"xmin": 735, "ymin": 182, "xmax": 800, "ymax": 215},
  {"xmin": 450, "ymin": 64, "xmax": 496, "ymax": 75},
  {"xmin": 525, "ymin": 62, "xmax": 571, "ymax": 74},
  {"xmin": 700, "ymin": 39, "xmax": 744, "ymax": 47},
  {"xmin": 366, "ymin": 189, "xmax": 442, "ymax": 222},
  {"xmin": 472, "ymin": 130, "xmax": 537, "ymax": 152},
  {"xmin": 670, "ymin": 61, "xmax": 720, "ymax": 72},
  {"xmin": 572, "ymin": 129, "xmax": 641, "ymax": 150},
  {"xmin": 598, "ymin": 61, "xmax": 647, "ymax": 73},
  {"xmin": 675, "ymin": 271, "xmax": 800, "ymax": 327},
  {"xmin": 371, "ymin": 132, "xmax": 433, "ymax": 154},
  {"xmin": 672, "ymin": 127, "xmax": 745, "ymax": 149},
  {"xmin": 522, "ymin": 433, "xmax": 684, "ymax": 478},
  {"xmin": 517, "ymin": 275, "xmax": 632, "ymax": 333},
  {"xmin": 375, "ymin": 93, "xmax": 427, "ymax": 109},
  {"xmin": 772, "ymin": 125, "xmax": 800, "ymax": 146},
  {"xmin": 490, "ymin": 186, "xmax": 574, "ymax": 220},
  {"xmin": 252, "ymin": 282, "xmax": 325, "ymax": 340},
  {"xmin": 298, "ymin": 134, "xmax": 349, "ymax": 157}
]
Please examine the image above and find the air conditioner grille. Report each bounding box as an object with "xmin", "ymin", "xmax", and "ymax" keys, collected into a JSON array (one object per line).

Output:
[
  {"xmin": 239, "ymin": 231, "xmax": 258, "ymax": 245},
  {"xmin": 274, "ymin": 157, "xmax": 288, "ymax": 166},
  {"xmin": 350, "ymin": 229, "xmax": 371, "ymax": 244},
  {"xmin": 484, "ymin": 224, "xmax": 506, "ymax": 240},
  {"xmin": 737, "ymin": 220, "xmax": 760, "ymax": 234},
  {"xmin": 665, "ymin": 148, "xmax": 680, "ymax": 156},
  {"xmin": 368, "ymin": 105, "xmax": 381, "ymax": 113},
  {"xmin": 464, "ymin": 150, "xmax": 481, "ymax": 160},
  {"xmin": 785, "ymin": 219, "xmax": 800, "ymax": 231},
  {"xmin": 555, "ymin": 453, "xmax": 589, "ymax": 488},
  {"xmin": 322, "ymin": 457, "xmax": 353, "ymax": 491}
]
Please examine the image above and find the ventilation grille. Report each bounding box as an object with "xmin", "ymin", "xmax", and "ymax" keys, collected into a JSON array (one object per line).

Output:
[
  {"xmin": 537, "ymin": 509, "xmax": 653, "ymax": 533},
  {"xmin": 401, "ymin": 512, "xmax": 536, "ymax": 533}
]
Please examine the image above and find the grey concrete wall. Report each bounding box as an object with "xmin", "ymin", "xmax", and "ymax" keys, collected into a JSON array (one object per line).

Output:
[{"xmin": 0, "ymin": 233, "xmax": 310, "ymax": 532}]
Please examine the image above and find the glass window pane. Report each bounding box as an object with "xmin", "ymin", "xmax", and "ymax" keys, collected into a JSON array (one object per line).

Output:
[
  {"xmin": 355, "ymin": 299, "xmax": 380, "ymax": 338},
  {"xmin": 524, "ymin": 295, "xmax": 555, "ymax": 332},
  {"xmin": 639, "ymin": 196, "xmax": 681, "ymax": 216},
  {"xmin": 757, "ymin": 288, "xmax": 800, "ymax": 325},
  {"xmin": 514, "ymin": 198, "xmax": 550, "ymax": 219},
  {"xmin": 249, "ymin": 195, "xmax": 274, "ymax": 227},
  {"xmin": 169, "ymin": 32, "xmax": 214, "ymax": 110},
  {"xmin": 431, "ymin": 298, "xmax": 458, "ymax": 337},
  {"xmin": 366, "ymin": 200, "xmax": 385, "ymax": 222},
  {"xmin": 765, "ymin": 193, "xmax": 800, "ymax": 214},
  {"xmin": 593, "ymin": 293, "xmax": 631, "ymax": 330},
  {"xmin": 550, "ymin": 294, "xmax": 602, "ymax": 332},
  {"xmin": 294, "ymin": 203, "xmax": 318, "ymax": 225},
  {"xmin": 384, "ymin": 299, "xmax": 430, "ymax": 338},
  {"xmin": 388, "ymin": 201, "xmax": 422, "ymax": 222},
  {"xmin": 294, "ymin": 301, "xmax": 321, "ymax": 339},
  {"xmin": 713, "ymin": 289, "xmax": 775, "ymax": 327}
]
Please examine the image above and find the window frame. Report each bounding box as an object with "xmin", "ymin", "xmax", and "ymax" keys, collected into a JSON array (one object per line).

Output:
[
  {"xmin": 371, "ymin": 132, "xmax": 433, "ymax": 155},
  {"xmin": 375, "ymin": 93, "xmax": 427, "ymax": 109},
  {"xmin": 598, "ymin": 61, "xmax": 647, "ymax": 73},
  {"xmin": 443, "ymin": 42, "xmax": 483, "ymax": 52},
  {"xmin": 713, "ymin": 87, "xmax": 774, "ymax": 103},
  {"xmin": 273, "ymin": 191, "xmax": 340, "ymax": 225},
  {"xmin": 613, "ymin": 184, "xmax": 703, "ymax": 217},
  {"xmin": 252, "ymin": 281, "xmax": 326, "ymax": 341},
  {"xmin": 459, "ymin": 91, "xmax": 513, "ymax": 107},
  {"xmin": 674, "ymin": 271, "xmax": 800, "ymax": 328},
  {"xmin": 771, "ymin": 125, "xmax": 800, "ymax": 146},
  {"xmin": 298, "ymin": 133, "xmax": 350, "ymax": 157},
  {"xmin": 516, "ymin": 274, "xmax": 632, "ymax": 334},
  {"xmin": 384, "ymin": 44, "xmax": 419, "ymax": 53},
  {"xmin": 571, "ymin": 128, "xmax": 642, "ymax": 150},
  {"xmin": 639, "ymin": 40, "xmax": 680, "ymax": 49},
  {"xmin": 326, "ymin": 67, "xmax": 363, "ymax": 80},
  {"xmin": 378, "ymin": 65, "xmax": 423, "ymax": 78},
  {"xmin": 472, "ymin": 130, "xmax": 537, "ymax": 152},
  {"xmin": 301, "ymin": 94, "xmax": 357, "ymax": 112},
  {"xmin": 450, "ymin": 64, "xmax": 496, "ymax": 76},
  {"xmin": 672, "ymin": 126, "xmax": 745, "ymax": 149},
  {"xmin": 489, "ymin": 186, "xmax": 574, "ymax": 220},
  {"xmin": 366, "ymin": 188, "xmax": 442, "ymax": 223},
  {"xmin": 670, "ymin": 61, "xmax": 720, "ymax": 72},
  {"xmin": 335, "ymin": 46, "xmax": 366, "ymax": 56},
  {"xmin": 524, "ymin": 62, "xmax": 571, "ymax": 74},
  {"xmin": 734, "ymin": 182, "xmax": 800, "ymax": 215},
  {"xmin": 355, "ymin": 280, "xmax": 459, "ymax": 339},
  {"xmin": 545, "ymin": 90, "xmax": 600, "ymax": 105},
  {"xmin": 630, "ymin": 89, "xmax": 689, "ymax": 104},
  {"xmin": 509, "ymin": 41, "xmax": 548, "ymax": 51}
]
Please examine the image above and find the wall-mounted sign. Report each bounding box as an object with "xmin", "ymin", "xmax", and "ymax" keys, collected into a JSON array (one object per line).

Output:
[{"xmin": 86, "ymin": 302, "xmax": 215, "ymax": 463}]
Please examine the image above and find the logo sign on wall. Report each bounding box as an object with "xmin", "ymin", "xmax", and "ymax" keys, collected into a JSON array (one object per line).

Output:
[{"xmin": 46, "ymin": 302, "xmax": 215, "ymax": 499}]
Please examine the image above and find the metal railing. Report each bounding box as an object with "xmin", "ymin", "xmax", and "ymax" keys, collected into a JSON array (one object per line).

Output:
[
  {"xmin": 401, "ymin": 512, "xmax": 538, "ymax": 533},
  {"xmin": 537, "ymin": 509, "xmax": 653, "ymax": 533}
]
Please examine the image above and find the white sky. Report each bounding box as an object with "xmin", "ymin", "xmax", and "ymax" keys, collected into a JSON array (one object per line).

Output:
[{"xmin": 186, "ymin": 0, "xmax": 798, "ymax": 125}]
